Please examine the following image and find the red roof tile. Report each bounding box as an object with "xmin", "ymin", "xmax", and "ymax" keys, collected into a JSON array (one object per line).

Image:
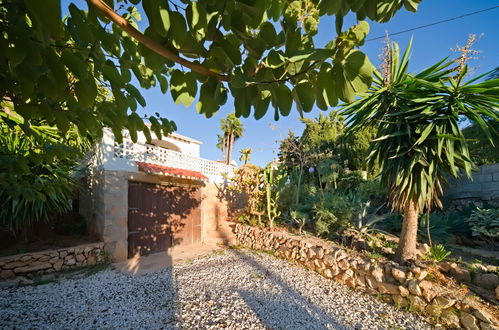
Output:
[{"xmin": 136, "ymin": 162, "xmax": 209, "ymax": 181}]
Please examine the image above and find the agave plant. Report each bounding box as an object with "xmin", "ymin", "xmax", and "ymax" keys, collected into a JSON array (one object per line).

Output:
[
  {"xmin": 344, "ymin": 39, "xmax": 499, "ymax": 262},
  {"xmin": 427, "ymin": 244, "xmax": 452, "ymax": 262}
]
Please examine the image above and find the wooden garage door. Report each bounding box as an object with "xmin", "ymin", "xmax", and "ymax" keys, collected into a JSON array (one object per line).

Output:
[{"xmin": 128, "ymin": 181, "xmax": 201, "ymax": 258}]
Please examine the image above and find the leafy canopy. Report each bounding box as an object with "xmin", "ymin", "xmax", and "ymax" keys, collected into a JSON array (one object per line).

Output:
[{"xmin": 1, "ymin": 0, "xmax": 422, "ymax": 143}]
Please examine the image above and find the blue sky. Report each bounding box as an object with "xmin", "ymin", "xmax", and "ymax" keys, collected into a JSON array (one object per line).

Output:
[{"xmin": 65, "ymin": 1, "xmax": 499, "ymax": 166}]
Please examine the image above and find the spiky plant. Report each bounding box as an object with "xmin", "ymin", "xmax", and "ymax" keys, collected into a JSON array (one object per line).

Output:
[{"xmin": 344, "ymin": 39, "xmax": 499, "ymax": 262}]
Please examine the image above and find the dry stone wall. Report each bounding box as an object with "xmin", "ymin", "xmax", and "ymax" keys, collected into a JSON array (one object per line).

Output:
[
  {"xmin": 0, "ymin": 242, "xmax": 105, "ymax": 280},
  {"xmin": 234, "ymin": 224, "xmax": 499, "ymax": 329},
  {"xmin": 446, "ymin": 163, "xmax": 499, "ymax": 201}
]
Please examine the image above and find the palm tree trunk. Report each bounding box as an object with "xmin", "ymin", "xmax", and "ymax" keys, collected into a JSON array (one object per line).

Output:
[
  {"xmin": 228, "ymin": 132, "xmax": 234, "ymax": 164},
  {"xmin": 394, "ymin": 200, "xmax": 419, "ymax": 263}
]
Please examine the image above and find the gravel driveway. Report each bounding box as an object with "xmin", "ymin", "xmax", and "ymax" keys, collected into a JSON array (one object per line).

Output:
[{"xmin": 0, "ymin": 249, "xmax": 430, "ymax": 329}]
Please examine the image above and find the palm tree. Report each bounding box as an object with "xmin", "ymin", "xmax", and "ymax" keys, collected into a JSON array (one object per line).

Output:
[
  {"xmin": 344, "ymin": 39, "xmax": 499, "ymax": 263},
  {"xmin": 239, "ymin": 148, "xmax": 252, "ymax": 165},
  {"xmin": 219, "ymin": 113, "xmax": 244, "ymax": 165}
]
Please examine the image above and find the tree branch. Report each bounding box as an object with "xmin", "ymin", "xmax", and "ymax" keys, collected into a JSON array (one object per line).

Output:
[{"xmin": 86, "ymin": 0, "xmax": 231, "ymax": 82}]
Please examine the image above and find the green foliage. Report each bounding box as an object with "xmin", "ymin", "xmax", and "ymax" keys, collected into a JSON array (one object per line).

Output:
[
  {"xmin": 462, "ymin": 120, "xmax": 499, "ymax": 166},
  {"xmin": 344, "ymin": 38, "xmax": 499, "ymax": 216},
  {"xmin": 218, "ymin": 113, "xmax": 244, "ymax": 164},
  {"xmin": 1, "ymin": 0, "xmax": 422, "ymax": 144},
  {"xmin": 263, "ymin": 165, "xmax": 285, "ymax": 228},
  {"xmin": 0, "ymin": 122, "xmax": 88, "ymax": 234},
  {"xmin": 466, "ymin": 207, "xmax": 499, "ymax": 243},
  {"xmin": 313, "ymin": 192, "xmax": 355, "ymax": 238},
  {"xmin": 381, "ymin": 211, "xmax": 471, "ymax": 243},
  {"xmin": 427, "ymin": 244, "xmax": 452, "ymax": 262}
]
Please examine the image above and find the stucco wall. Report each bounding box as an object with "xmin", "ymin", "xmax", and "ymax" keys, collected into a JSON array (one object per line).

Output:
[{"xmin": 445, "ymin": 163, "xmax": 499, "ymax": 201}]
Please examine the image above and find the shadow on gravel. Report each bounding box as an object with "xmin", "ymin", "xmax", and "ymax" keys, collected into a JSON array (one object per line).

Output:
[{"xmin": 230, "ymin": 249, "xmax": 347, "ymax": 329}]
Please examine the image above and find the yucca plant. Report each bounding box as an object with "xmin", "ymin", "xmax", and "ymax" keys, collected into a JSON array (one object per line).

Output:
[
  {"xmin": 344, "ymin": 39, "xmax": 499, "ymax": 262},
  {"xmin": 427, "ymin": 244, "xmax": 452, "ymax": 262}
]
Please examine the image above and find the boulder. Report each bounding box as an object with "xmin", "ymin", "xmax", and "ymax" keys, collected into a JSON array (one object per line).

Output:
[
  {"xmin": 0, "ymin": 269, "xmax": 15, "ymax": 279},
  {"xmin": 391, "ymin": 268, "xmax": 407, "ymax": 284},
  {"xmin": 398, "ymin": 285, "xmax": 410, "ymax": 297},
  {"xmin": 472, "ymin": 309, "xmax": 495, "ymax": 325},
  {"xmin": 53, "ymin": 259, "xmax": 64, "ymax": 271},
  {"xmin": 460, "ymin": 311, "xmax": 480, "ymax": 330},
  {"xmin": 372, "ymin": 266, "xmax": 385, "ymax": 282},
  {"xmin": 440, "ymin": 309, "xmax": 461, "ymax": 329},
  {"xmin": 450, "ymin": 265, "xmax": 471, "ymax": 282},
  {"xmin": 408, "ymin": 279, "xmax": 422, "ymax": 296},
  {"xmin": 433, "ymin": 296, "xmax": 456, "ymax": 309},
  {"xmin": 377, "ymin": 282, "xmax": 399, "ymax": 295},
  {"xmin": 473, "ymin": 273, "xmax": 499, "ymax": 290},
  {"xmin": 418, "ymin": 280, "xmax": 438, "ymax": 302},
  {"xmin": 3, "ymin": 261, "xmax": 27, "ymax": 270}
]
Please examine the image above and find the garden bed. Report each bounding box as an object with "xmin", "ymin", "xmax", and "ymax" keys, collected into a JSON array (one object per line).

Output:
[{"xmin": 234, "ymin": 224, "xmax": 499, "ymax": 329}]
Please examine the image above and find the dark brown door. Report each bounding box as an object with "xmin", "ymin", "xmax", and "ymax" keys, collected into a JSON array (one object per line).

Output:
[{"xmin": 128, "ymin": 182, "xmax": 201, "ymax": 258}]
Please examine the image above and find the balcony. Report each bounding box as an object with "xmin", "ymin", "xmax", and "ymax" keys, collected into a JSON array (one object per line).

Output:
[{"xmin": 113, "ymin": 138, "xmax": 235, "ymax": 182}]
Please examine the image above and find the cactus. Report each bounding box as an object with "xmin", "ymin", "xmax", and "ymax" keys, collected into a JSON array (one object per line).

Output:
[{"xmin": 264, "ymin": 165, "xmax": 283, "ymax": 228}]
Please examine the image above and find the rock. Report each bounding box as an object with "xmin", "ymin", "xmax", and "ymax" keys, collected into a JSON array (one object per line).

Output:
[
  {"xmin": 433, "ymin": 296, "xmax": 456, "ymax": 309},
  {"xmin": 337, "ymin": 259, "xmax": 349, "ymax": 270},
  {"xmin": 496, "ymin": 285, "xmax": 499, "ymax": 300},
  {"xmin": 418, "ymin": 280, "xmax": 438, "ymax": 302},
  {"xmin": 313, "ymin": 247, "xmax": 324, "ymax": 259},
  {"xmin": 49, "ymin": 257, "xmax": 59, "ymax": 264},
  {"xmin": 486, "ymin": 265, "xmax": 497, "ymax": 273},
  {"xmin": 14, "ymin": 261, "xmax": 52, "ymax": 274},
  {"xmin": 391, "ymin": 268, "xmax": 406, "ymax": 284},
  {"xmin": 408, "ymin": 279, "xmax": 422, "ymax": 296},
  {"xmin": 19, "ymin": 255, "xmax": 33, "ymax": 262},
  {"xmin": 480, "ymin": 322, "xmax": 497, "ymax": 330},
  {"xmin": 3, "ymin": 261, "xmax": 26, "ymax": 270},
  {"xmin": 441, "ymin": 309, "xmax": 461, "ymax": 329},
  {"xmin": 65, "ymin": 258, "xmax": 76, "ymax": 266},
  {"xmin": 355, "ymin": 276, "xmax": 366, "ymax": 288},
  {"xmin": 322, "ymin": 253, "xmax": 335, "ymax": 267},
  {"xmin": 460, "ymin": 311, "xmax": 480, "ymax": 330},
  {"xmin": 377, "ymin": 282, "xmax": 399, "ymax": 295},
  {"xmin": 364, "ymin": 276, "xmax": 377, "ymax": 289},
  {"xmin": 392, "ymin": 294, "xmax": 408, "ymax": 308},
  {"xmin": 473, "ymin": 309, "xmax": 495, "ymax": 324},
  {"xmin": 450, "ymin": 265, "xmax": 471, "ymax": 282},
  {"xmin": 473, "ymin": 263, "xmax": 488, "ymax": 272},
  {"xmin": 0, "ymin": 269, "xmax": 15, "ymax": 279},
  {"xmin": 59, "ymin": 251, "xmax": 68, "ymax": 258},
  {"xmin": 438, "ymin": 262, "xmax": 452, "ymax": 273},
  {"xmin": 53, "ymin": 260, "xmax": 63, "ymax": 271},
  {"xmin": 473, "ymin": 273, "xmax": 499, "ymax": 290},
  {"xmin": 307, "ymin": 248, "xmax": 316, "ymax": 259},
  {"xmin": 418, "ymin": 243, "xmax": 430, "ymax": 255},
  {"xmin": 415, "ymin": 269, "xmax": 428, "ymax": 280},
  {"xmin": 38, "ymin": 255, "xmax": 51, "ymax": 262},
  {"xmin": 398, "ymin": 285, "xmax": 410, "ymax": 297},
  {"xmin": 372, "ymin": 266, "xmax": 385, "ymax": 282},
  {"xmin": 407, "ymin": 295, "xmax": 426, "ymax": 313},
  {"xmin": 323, "ymin": 268, "xmax": 333, "ymax": 279}
]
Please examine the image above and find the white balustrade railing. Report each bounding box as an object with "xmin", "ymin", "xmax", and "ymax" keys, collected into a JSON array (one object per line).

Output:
[{"xmin": 114, "ymin": 139, "xmax": 235, "ymax": 180}]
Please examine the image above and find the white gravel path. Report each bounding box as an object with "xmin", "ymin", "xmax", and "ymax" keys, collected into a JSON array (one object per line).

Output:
[{"xmin": 0, "ymin": 249, "xmax": 431, "ymax": 329}]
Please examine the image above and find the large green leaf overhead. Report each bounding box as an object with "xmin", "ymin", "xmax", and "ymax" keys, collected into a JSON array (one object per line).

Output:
[{"xmin": 1, "ymin": 0, "xmax": 422, "ymax": 142}]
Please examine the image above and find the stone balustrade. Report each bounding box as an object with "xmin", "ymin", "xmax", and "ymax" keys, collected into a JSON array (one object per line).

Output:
[
  {"xmin": 234, "ymin": 224, "xmax": 499, "ymax": 329},
  {"xmin": 0, "ymin": 242, "xmax": 105, "ymax": 280},
  {"xmin": 114, "ymin": 139, "xmax": 235, "ymax": 182}
]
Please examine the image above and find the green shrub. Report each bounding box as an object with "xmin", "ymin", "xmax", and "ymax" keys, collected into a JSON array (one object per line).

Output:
[
  {"xmin": 427, "ymin": 244, "xmax": 452, "ymax": 262},
  {"xmin": 465, "ymin": 207, "xmax": 499, "ymax": 243}
]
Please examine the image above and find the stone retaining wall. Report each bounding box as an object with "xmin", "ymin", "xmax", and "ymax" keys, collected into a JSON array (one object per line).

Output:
[
  {"xmin": 234, "ymin": 224, "xmax": 499, "ymax": 329},
  {"xmin": 0, "ymin": 242, "xmax": 105, "ymax": 280}
]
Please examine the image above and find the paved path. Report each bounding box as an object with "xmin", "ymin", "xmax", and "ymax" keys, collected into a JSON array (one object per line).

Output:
[{"xmin": 0, "ymin": 249, "xmax": 430, "ymax": 329}]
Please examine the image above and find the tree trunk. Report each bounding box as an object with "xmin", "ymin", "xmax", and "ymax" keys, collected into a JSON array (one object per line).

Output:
[
  {"xmin": 394, "ymin": 200, "xmax": 420, "ymax": 263},
  {"xmin": 227, "ymin": 132, "xmax": 234, "ymax": 165}
]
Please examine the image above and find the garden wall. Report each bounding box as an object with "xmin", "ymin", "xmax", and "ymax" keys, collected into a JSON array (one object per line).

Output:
[
  {"xmin": 446, "ymin": 163, "xmax": 499, "ymax": 201},
  {"xmin": 0, "ymin": 242, "xmax": 105, "ymax": 280},
  {"xmin": 234, "ymin": 224, "xmax": 499, "ymax": 329}
]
